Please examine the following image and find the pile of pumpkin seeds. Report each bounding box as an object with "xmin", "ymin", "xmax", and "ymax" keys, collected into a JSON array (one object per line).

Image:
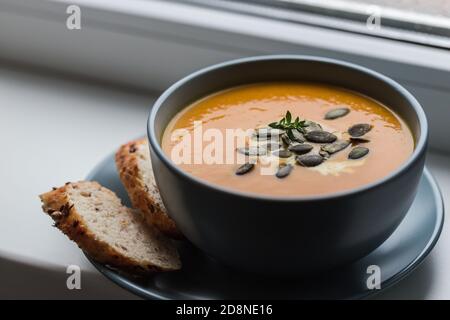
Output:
[{"xmin": 236, "ymin": 108, "xmax": 372, "ymax": 178}]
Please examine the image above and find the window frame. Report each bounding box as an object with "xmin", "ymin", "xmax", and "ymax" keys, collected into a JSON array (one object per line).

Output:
[{"xmin": 182, "ymin": 0, "xmax": 450, "ymax": 49}]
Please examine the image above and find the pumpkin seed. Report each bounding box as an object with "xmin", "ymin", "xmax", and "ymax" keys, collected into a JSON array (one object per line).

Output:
[
  {"xmin": 281, "ymin": 133, "xmax": 292, "ymax": 146},
  {"xmin": 235, "ymin": 163, "xmax": 254, "ymax": 175},
  {"xmin": 303, "ymin": 120, "xmax": 323, "ymax": 133},
  {"xmin": 324, "ymin": 107, "xmax": 350, "ymax": 120},
  {"xmin": 319, "ymin": 150, "xmax": 330, "ymax": 159},
  {"xmin": 348, "ymin": 123, "xmax": 372, "ymax": 137},
  {"xmin": 296, "ymin": 154, "xmax": 324, "ymax": 167},
  {"xmin": 260, "ymin": 141, "xmax": 282, "ymax": 150},
  {"xmin": 288, "ymin": 143, "xmax": 313, "ymax": 155},
  {"xmin": 291, "ymin": 129, "xmax": 306, "ymax": 143},
  {"xmin": 276, "ymin": 164, "xmax": 293, "ymax": 178},
  {"xmin": 237, "ymin": 146, "xmax": 267, "ymax": 156},
  {"xmin": 321, "ymin": 140, "xmax": 350, "ymax": 154},
  {"xmin": 273, "ymin": 149, "xmax": 292, "ymax": 158},
  {"xmin": 254, "ymin": 127, "xmax": 283, "ymax": 140},
  {"xmin": 350, "ymin": 137, "xmax": 370, "ymax": 145},
  {"xmin": 348, "ymin": 146, "xmax": 369, "ymax": 159},
  {"xmin": 305, "ymin": 130, "xmax": 337, "ymax": 143},
  {"xmin": 286, "ymin": 129, "xmax": 295, "ymax": 140}
]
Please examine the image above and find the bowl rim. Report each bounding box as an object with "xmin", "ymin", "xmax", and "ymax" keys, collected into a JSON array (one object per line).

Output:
[{"xmin": 147, "ymin": 55, "xmax": 428, "ymax": 202}]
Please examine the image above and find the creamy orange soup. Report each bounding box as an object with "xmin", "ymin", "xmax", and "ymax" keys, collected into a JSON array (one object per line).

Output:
[{"xmin": 162, "ymin": 82, "xmax": 414, "ymax": 196}]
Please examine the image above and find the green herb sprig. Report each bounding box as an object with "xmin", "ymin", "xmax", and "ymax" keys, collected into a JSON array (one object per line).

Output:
[{"xmin": 268, "ymin": 111, "xmax": 307, "ymax": 134}]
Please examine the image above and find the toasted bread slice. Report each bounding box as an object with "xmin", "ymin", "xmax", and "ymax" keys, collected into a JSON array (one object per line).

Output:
[
  {"xmin": 115, "ymin": 138, "xmax": 181, "ymax": 239},
  {"xmin": 39, "ymin": 181, "xmax": 181, "ymax": 274}
]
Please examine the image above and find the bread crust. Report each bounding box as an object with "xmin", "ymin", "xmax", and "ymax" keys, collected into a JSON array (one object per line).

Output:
[
  {"xmin": 39, "ymin": 181, "xmax": 180, "ymax": 274},
  {"xmin": 115, "ymin": 139, "xmax": 182, "ymax": 239}
]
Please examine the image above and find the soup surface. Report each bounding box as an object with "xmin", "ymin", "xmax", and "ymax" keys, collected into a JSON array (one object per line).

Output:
[{"xmin": 162, "ymin": 82, "xmax": 414, "ymax": 196}]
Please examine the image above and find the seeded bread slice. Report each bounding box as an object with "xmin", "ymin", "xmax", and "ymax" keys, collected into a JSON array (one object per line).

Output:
[
  {"xmin": 115, "ymin": 138, "xmax": 181, "ymax": 239},
  {"xmin": 39, "ymin": 181, "xmax": 181, "ymax": 274}
]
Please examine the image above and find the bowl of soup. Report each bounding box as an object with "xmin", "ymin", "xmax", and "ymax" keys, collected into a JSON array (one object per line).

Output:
[{"xmin": 148, "ymin": 55, "xmax": 427, "ymax": 275}]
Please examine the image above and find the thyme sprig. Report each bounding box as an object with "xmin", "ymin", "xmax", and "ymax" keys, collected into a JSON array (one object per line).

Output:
[{"xmin": 268, "ymin": 111, "xmax": 307, "ymax": 134}]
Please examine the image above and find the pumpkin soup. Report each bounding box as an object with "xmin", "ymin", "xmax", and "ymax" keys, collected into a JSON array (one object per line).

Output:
[{"xmin": 161, "ymin": 82, "xmax": 414, "ymax": 196}]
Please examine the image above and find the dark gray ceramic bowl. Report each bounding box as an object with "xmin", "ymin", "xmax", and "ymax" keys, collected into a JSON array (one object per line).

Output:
[{"xmin": 147, "ymin": 55, "xmax": 428, "ymax": 275}]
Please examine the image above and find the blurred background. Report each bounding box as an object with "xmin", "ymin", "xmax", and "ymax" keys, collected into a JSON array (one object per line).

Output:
[{"xmin": 0, "ymin": 0, "xmax": 449, "ymax": 299}]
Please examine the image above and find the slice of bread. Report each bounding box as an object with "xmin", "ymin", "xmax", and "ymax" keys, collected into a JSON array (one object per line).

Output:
[
  {"xmin": 115, "ymin": 138, "xmax": 181, "ymax": 239},
  {"xmin": 39, "ymin": 181, "xmax": 181, "ymax": 274}
]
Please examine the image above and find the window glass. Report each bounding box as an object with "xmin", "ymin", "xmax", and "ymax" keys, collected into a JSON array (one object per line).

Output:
[{"xmin": 182, "ymin": 0, "xmax": 450, "ymax": 48}]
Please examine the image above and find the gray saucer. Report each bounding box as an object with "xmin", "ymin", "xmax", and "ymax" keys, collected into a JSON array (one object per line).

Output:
[{"xmin": 86, "ymin": 153, "xmax": 444, "ymax": 299}]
